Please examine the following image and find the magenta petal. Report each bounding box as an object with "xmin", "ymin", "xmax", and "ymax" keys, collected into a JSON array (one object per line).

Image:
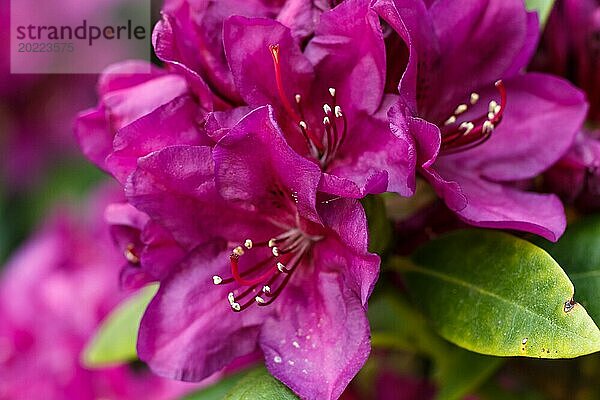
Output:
[
  {"xmin": 317, "ymin": 198, "xmax": 380, "ymax": 304},
  {"xmin": 152, "ymin": 12, "xmax": 216, "ymax": 108},
  {"xmin": 138, "ymin": 242, "xmax": 264, "ymax": 382},
  {"xmin": 305, "ymin": 0, "xmax": 386, "ymax": 115},
  {"xmin": 213, "ymin": 106, "xmax": 322, "ymax": 223},
  {"xmin": 106, "ymin": 95, "xmax": 210, "ymax": 184},
  {"xmin": 438, "ymin": 167, "xmax": 566, "ymax": 241},
  {"xmin": 74, "ymin": 107, "xmax": 112, "ymax": 171},
  {"xmin": 260, "ymin": 272, "xmax": 370, "ymax": 400},
  {"xmin": 223, "ymin": 16, "xmax": 314, "ymax": 109},
  {"xmin": 427, "ymin": 0, "xmax": 531, "ymax": 104},
  {"xmin": 322, "ymin": 106, "xmax": 416, "ymax": 197},
  {"xmin": 373, "ymin": 0, "xmax": 437, "ymax": 112}
]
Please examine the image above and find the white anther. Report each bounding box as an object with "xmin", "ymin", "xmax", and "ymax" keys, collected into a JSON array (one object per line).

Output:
[
  {"xmin": 459, "ymin": 121, "xmax": 474, "ymax": 135},
  {"xmin": 323, "ymin": 116, "xmax": 331, "ymax": 125},
  {"xmin": 263, "ymin": 285, "xmax": 271, "ymax": 293},
  {"xmin": 454, "ymin": 104, "xmax": 468, "ymax": 115},
  {"xmin": 228, "ymin": 292, "xmax": 236, "ymax": 304},
  {"xmin": 255, "ymin": 296, "xmax": 266, "ymax": 304},
  {"xmin": 268, "ymin": 238, "xmax": 277, "ymax": 247},
  {"xmin": 233, "ymin": 246, "xmax": 244, "ymax": 256},
  {"xmin": 277, "ymin": 262, "xmax": 287, "ymax": 272},
  {"xmin": 299, "ymin": 121, "xmax": 308, "ymax": 130},
  {"xmin": 231, "ymin": 302, "xmax": 241, "ymax": 312},
  {"xmin": 493, "ymin": 104, "xmax": 501, "ymax": 115},
  {"xmin": 482, "ymin": 120, "xmax": 494, "ymax": 134},
  {"xmin": 295, "ymin": 94, "xmax": 302, "ymax": 104},
  {"xmin": 470, "ymin": 93, "xmax": 480, "ymax": 105},
  {"xmin": 487, "ymin": 112, "xmax": 495, "ymax": 120},
  {"xmin": 244, "ymin": 239, "xmax": 253, "ymax": 249},
  {"xmin": 488, "ymin": 100, "xmax": 498, "ymax": 113},
  {"xmin": 444, "ymin": 115, "xmax": 457, "ymax": 126},
  {"xmin": 213, "ymin": 275, "xmax": 223, "ymax": 285},
  {"xmin": 328, "ymin": 87, "xmax": 336, "ymax": 97},
  {"xmin": 124, "ymin": 249, "xmax": 140, "ymax": 264},
  {"xmin": 334, "ymin": 106, "xmax": 343, "ymax": 118},
  {"xmin": 272, "ymin": 247, "xmax": 280, "ymax": 257},
  {"xmin": 323, "ymin": 104, "xmax": 332, "ymax": 114}
]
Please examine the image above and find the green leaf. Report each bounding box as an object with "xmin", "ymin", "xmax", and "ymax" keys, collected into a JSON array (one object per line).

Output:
[
  {"xmin": 535, "ymin": 215, "xmax": 600, "ymax": 325},
  {"xmin": 223, "ymin": 368, "xmax": 298, "ymax": 400},
  {"xmin": 405, "ymin": 230, "xmax": 600, "ymax": 359},
  {"xmin": 525, "ymin": 0, "xmax": 555, "ymax": 28},
  {"xmin": 370, "ymin": 291, "xmax": 502, "ymax": 400},
  {"xmin": 361, "ymin": 195, "xmax": 393, "ymax": 254},
  {"xmin": 180, "ymin": 368, "xmax": 258, "ymax": 400},
  {"xmin": 82, "ymin": 283, "xmax": 158, "ymax": 367}
]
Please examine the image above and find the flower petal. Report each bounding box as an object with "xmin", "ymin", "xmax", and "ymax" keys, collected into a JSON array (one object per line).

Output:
[
  {"xmin": 213, "ymin": 106, "xmax": 322, "ymax": 224},
  {"xmin": 305, "ymin": 0, "xmax": 386, "ymax": 115},
  {"xmin": 223, "ymin": 16, "xmax": 314, "ymax": 109},
  {"xmin": 260, "ymin": 272, "xmax": 370, "ymax": 400},
  {"xmin": 436, "ymin": 167, "xmax": 566, "ymax": 241},
  {"xmin": 322, "ymin": 103, "xmax": 416, "ymax": 197},
  {"xmin": 106, "ymin": 95, "xmax": 210, "ymax": 184},
  {"xmin": 138, "ymin": 242, "xmax": 264, "ymax": 382}
]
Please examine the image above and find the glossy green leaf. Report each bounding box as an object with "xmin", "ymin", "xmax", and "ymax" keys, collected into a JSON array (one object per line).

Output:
[
  {"xmin": 362, "ymin": 194, "xmax": 393, "ymax": 254},
  {"xmin": 535, "ymin": 215, "xmax": 600, "ymax": 325},
  {"xmin": 370, "ymin": 292, "xmax": 502, "ymax": 400},
  {"xmin": 405, "ymin": 230, "xmax": 600, "ymax": 359},
  {"xmin": 180, "ymin": 368, "xmax": 258, "ymax": 400},
  {"xmin": 223, "ymin": 368, "xmax": 297, "ymax": 400},
  {"xmin": 525, "ymin": 0, "xmax": 555, "ymax": 27},
  {"xmin": 82, "ymin": 283, "xmax": 158, "ymax": 367}
]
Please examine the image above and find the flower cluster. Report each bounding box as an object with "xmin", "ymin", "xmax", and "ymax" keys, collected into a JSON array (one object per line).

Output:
[{"xmin": 74, "ymin": 0, "xmax": 589, "ymax": 399}]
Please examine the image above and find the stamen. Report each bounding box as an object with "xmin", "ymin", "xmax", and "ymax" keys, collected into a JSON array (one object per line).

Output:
[
  {"xmin": 444, "ymin": 116, "xmax": 457, "ymax": 126},
  {"xmin": 216, "ymin": 230, "xmax": 317, "ymax": 312},
  {"xmin": 440, "ymin": 80, "xmax": 506, "ymax": 155},
  {"xmin": 124, "ymin": 243, "xmax": 140, "ymax": 264},
  {"xmin": 454, "ymin": 104, "xmax": 468, "ymax": 115},
  {"xmin": 244, "ymin": 239, "xmax": 253, "ymax": 249},
  {"xmin": 334, "ymin": 106, "xmax": 343, "ymax": 118}
]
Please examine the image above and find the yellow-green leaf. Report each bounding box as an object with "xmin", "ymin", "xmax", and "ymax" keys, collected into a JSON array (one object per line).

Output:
[
  {"xmin": 223, "ymin": 368, "xmax": 297, "ymax": 400},
  {"xmin": 406, "ymin": 230, "xmax": 600, "ymax": 359},
  {"xmin": 525, "ymin": 0, "xmax": 555, "ymax": 27},
  {"xmin": 535, "ymin": 215, "xmax": 600, "ymax": 325},
  {"xmin": 82, "ymin": 283, "xmax": 158, "ymax": 367}
]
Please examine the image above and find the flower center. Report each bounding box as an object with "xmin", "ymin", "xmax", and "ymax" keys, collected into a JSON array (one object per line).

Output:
[
  {"xmin": 438, "ymin": 80, "xmax": 507, "ymax": 155},
  {"xmin": 269, "ymin": 44, "xmax": 348, "ymax": 168},
  {"xmin": 212, "ymin": 228, "xmax": 319, "ymax": 312}
]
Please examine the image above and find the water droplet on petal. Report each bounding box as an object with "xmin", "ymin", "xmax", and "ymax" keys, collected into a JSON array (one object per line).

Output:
[{"xmin": 273, "ymin": 355, "xmax": 282, "ymax": 364}]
